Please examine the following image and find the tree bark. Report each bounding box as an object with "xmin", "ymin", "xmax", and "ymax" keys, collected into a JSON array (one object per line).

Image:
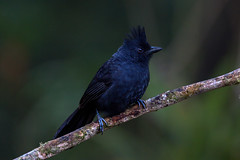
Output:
[{"xmin": 14, "ymin": 68, "xmax": 240, "ymax": 160}]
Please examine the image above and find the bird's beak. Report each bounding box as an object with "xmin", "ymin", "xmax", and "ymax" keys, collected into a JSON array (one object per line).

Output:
[{"xmin": 148, "ymin": 46, "xmax": 162, "ymax": 54}]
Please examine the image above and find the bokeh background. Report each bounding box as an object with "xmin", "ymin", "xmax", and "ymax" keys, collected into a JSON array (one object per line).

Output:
[{"xmin": 1, "ymin": 0, "xmax": 240, "ymax": 159}]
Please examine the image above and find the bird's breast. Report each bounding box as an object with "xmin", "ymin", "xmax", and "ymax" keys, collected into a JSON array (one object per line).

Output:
[{"xmin": 113, "ymin": 64, "xmax": 150, "ymax": 98}]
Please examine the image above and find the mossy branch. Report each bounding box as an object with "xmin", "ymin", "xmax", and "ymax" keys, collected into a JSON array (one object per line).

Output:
[{"xmin": 14, "ymin": 68, "xmax": 240, "ymax": 160}]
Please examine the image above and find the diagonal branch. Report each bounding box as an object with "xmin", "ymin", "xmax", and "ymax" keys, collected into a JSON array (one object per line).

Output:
[{"xmin": 14, "ymin": 68, "xmax": 240, "ymax": 160}]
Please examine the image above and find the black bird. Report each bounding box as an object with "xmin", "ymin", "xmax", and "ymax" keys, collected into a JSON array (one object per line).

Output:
[{"xmin": 54, "ymin": 26, "xmax": 162, "ymax": 139}]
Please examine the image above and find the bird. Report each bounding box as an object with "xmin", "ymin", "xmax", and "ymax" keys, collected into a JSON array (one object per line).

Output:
[{"xmin": 54, "ymin": 26, "xmax": 162, "ymax": 139}]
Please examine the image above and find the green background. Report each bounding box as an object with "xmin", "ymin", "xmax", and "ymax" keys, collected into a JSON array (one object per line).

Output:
[{"xmin": 1, "ymin": 0, "xmax": 240, "ymax": 159}]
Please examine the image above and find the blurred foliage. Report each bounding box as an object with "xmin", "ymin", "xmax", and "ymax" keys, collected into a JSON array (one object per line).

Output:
[{"xmin": 0, "ymin": 0, "xmax": 240, "ymax": 159}]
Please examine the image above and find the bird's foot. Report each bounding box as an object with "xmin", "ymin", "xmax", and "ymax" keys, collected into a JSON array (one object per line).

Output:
[
  {"xmin": 137, "ymin": 99, "xmax": 146, "ymax": 109},
  {"xmin": 96, "ymin": 109, "xmax": 108, "ymax": 134}
]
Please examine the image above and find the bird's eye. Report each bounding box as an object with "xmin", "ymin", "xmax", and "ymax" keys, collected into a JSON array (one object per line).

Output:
[{"xmin": 137, "ymin": 48, "xmax": 143, "ymax": 54}]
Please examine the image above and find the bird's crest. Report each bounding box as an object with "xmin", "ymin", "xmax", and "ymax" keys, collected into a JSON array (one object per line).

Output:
[{"xmin": 125, "ymin": 26, "xmax": 147, "ymax": 44}]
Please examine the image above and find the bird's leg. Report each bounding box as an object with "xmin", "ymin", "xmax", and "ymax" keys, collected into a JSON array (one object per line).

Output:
[
  {"xmin": 137, "ymin": 99, "xmax": 146, "ymax": 109},
  {"xmin": 96, "ymin": 109, "xmax": 108, "ymax": 134}
]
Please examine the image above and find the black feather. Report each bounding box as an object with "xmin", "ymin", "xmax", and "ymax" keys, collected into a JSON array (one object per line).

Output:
[
  {"xmin": 54, "ymin": 26, "xmax": 162, "ymax": 139},
  {"xmin": 126, "ymin": 26, "xmax": 147, "ymax": 42}
]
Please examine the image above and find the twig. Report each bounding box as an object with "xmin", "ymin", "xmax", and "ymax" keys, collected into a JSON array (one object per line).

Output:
[{"xmin": 14, "ymin": 68, "xmax": 240, "ymax": 160}]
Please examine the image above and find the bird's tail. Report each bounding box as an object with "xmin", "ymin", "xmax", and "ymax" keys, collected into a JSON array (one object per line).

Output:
[{"xmin": 54, "ymin": 107, "xmax": 96, "ymax": 139}]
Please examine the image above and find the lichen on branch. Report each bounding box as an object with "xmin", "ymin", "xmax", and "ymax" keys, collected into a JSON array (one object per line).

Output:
[{"xmin": 14, "ymin": 68, "xmax": 240, "ymax": 160}]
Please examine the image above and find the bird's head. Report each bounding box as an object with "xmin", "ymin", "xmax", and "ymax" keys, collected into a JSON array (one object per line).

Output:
[{"xmin": 122, "ymin": 26, "xmax": 162, "ymax": 62}]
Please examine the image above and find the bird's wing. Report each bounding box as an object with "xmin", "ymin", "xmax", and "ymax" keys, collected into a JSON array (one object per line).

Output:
[
  {"xmin": 79, "ymin": 60, "xmax": 114, "ymax": 108},
  {"xmin": 79, "ymin": 80, "xmax": 110, "ymax": 107}
]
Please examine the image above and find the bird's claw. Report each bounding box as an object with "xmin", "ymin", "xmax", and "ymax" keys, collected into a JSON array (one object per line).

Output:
[
  {"xmin": 137, "ymin": 99, "xmax": 146, "ymax": 109},
  {"xmin": 96, "ymin": 109, "xmax": 108, "ymax": 134}
]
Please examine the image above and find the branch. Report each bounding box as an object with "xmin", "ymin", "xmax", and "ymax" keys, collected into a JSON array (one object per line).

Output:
[{"xmin": 14, "ymin": 68, "xmax": 240, "ymax": 160}]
